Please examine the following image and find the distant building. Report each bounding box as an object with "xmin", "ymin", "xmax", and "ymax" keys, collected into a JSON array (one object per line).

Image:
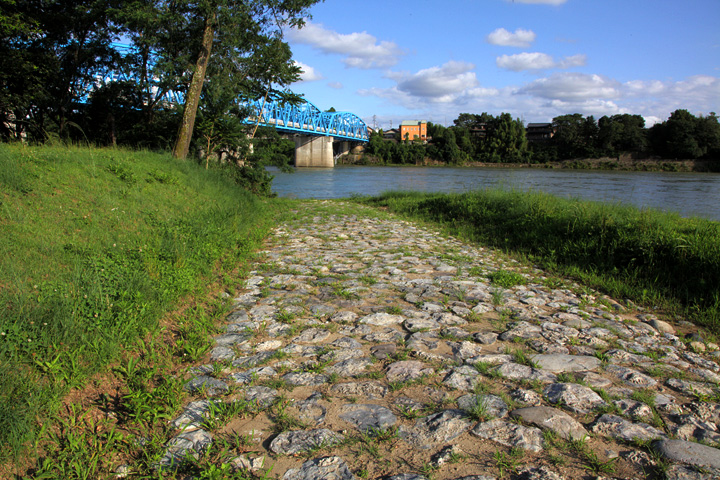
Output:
[
  {"xmin": 382, "ymin": 128, "xmax": 399, "ymax": 141},
  {"xmin": 525, "ymin": 123, "xmax": 555, "ymax": 142},
  {"xmin": 400, "ymin": 120, "xmax": 427, "ymax": 142},
  {"xmin": 468, "ymin": 124, "xmax": 488, "ymax": 139}
]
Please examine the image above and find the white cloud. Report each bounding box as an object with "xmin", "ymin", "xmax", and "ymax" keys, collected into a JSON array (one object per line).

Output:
[
  {"xmin": 557, "ymin": 54, "xmax": 587, "ymax": 69},
  {"xmin": 396, "ymin": 61, "xmax": 479, "ymax": 101},
  {"xmin": 293, "ymin": 61, "xmax": 322, "ymax": 82},
  {"xmin": 497, "ymin": 52, "xmax": 586, "ymax": 71},
  {"xmin": 643, "ymin": 116, "xmax": 663, "ymax": 127},
  {"xmin": 487, "ymin": 28, "xmax": 536, "ymax": 47},
  {"xmin": 327, "ymin": 81, "xmax": 343, "ymax": 89},
  {"xmin": 358, "ymin": 61, "xmax": 500, "ymax": 113},
  {"xmin": 358, "ymin": 60, "xmax": 719, "ymax": 126},
  {"xmin": 497, "ymin": 52, "xmax": 554, "ymax": 71},
  {"xmin": 287, "ymin": 22, "xmax": 404, "ymax": 69},
  {"xmin": 465, "ymin": 86, "xmax": 501, "ymax": 98},
  {"xmin": 624, "ymin": 75, "xmax": 720, "ymax": 106},
  {"xmin": 519, "ymin": 72, "xmax": 621, "ymax": 100},
  {"xmin": 507, "ymin": 0, "xmax": 568, "ymax": 5}
]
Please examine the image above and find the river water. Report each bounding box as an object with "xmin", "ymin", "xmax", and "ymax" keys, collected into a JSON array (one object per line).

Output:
[{"xmin": 268, "ymin": 166, "xmax": 720, "ymax": 221}]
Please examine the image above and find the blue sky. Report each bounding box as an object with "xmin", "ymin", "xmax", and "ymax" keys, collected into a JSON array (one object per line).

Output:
[{"xmin": 285, "ymin": 0, "xmax": 720, "ymax": 129}]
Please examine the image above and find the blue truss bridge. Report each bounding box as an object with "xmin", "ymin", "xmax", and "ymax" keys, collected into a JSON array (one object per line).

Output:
[{"xmin": 243, "ymin": 97, "xmax": 368, "ymax": 142}]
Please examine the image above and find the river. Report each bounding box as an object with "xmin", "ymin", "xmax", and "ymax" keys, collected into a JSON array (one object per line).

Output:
[{"xmin": 267, "ymin": 165, "xmax": 720, "ymax": 221}]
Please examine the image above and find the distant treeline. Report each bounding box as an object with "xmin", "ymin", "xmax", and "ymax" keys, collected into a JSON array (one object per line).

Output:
[{"xmin": 363, "ymin": 110, "xmax": 720, "ymax": 165}]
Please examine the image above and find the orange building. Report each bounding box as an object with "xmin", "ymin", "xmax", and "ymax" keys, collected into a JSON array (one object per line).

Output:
[{"xmin": 400, "ymin": 120, "xmax": 427, "ymax": 142}]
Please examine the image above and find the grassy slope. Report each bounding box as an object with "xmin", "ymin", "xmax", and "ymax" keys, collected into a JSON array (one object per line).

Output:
[
  {"xmin": 0, "ymin": 144, "xmax": 278, "ymax": 457},
  {"xmin": 355, "ymin": 190, "xmax": 720, "ymax": 331}
]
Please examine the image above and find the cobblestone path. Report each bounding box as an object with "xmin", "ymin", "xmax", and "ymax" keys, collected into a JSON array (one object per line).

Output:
[{"xmin": 161, "ymin": 201, "xmax": 720, "ymax": 480}]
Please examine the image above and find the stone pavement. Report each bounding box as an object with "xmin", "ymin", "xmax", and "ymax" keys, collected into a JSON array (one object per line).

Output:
[{"xmin": 160, "ymin": 201, "xmax": 720, "ymax": 479}]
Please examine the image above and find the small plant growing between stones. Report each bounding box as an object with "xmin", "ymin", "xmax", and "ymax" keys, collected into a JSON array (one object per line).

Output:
[
  {"xmin": 276, "ymin": 309, "xmax": 296, "ymax": 324},
  {"xmin": 270, "ymin": 397, "xmax": 307, "ymax": 433},
  {"xmin": 397, "ymin": 404, "xmax": 424, "ymax": 419},
  {"xmin": 644, "ymin": 365, "xmax": 672, "ymax": 380},
  {"xmin": 391, "ymin": 349, "xmax": 409, "ymax": 361},
  {"xmin": 468, "ymin": 266, "xmax": 484, "ymax": 277},
  {"xmin": 488, "ymin": 270, "xmax": 526, "ymax": 289},
  {"xmin": 556, "ymin": 372, "xmax": 581, "ymax": 384},
  {"xmin": 631, "ymin": 388, "xmax": 657, "ymax": 407},
  {"xmin": 331, "ymin": 283, "xmax": 356, "ymax": 300},
  {"xmin": 386, "ymin": 305, "xmax": 403, "ymax": 315},
  {"xmin": 593, "ymin": 349, "xmax": 610, "ymax": 365},
  {"xmin": 359, "ymin": 275, "xmax": 377, "ymax": 286},
  {"xmin": 447, "ymin": 450, "xmax": 466, "ymax": 463},
  {"xmin": 474, "ymin": 361, "xmax": 502, "ymax": 379},
  {"xmin": 418, "ymin": 462, "xmax": 438, "ymax": 479},
  {"xmin": 507, "ymin": 347, "xmax": 539, "ymax": 369},
  {"xmin": 493, "ymin": 447, "xmax": 523, "ymax": 478},
  {"xmin": 541, "ymin": 429, "xmax": 559, "ymax": 447},
  {"xmin": 591, "ymin": 387, "xmax": 616, "ymax": 404},
  {"xmin": 581, "ymin": 450, "xmax": 617, "ymax": 475},
  {"xmin": 464, "ymin": 396, "xmax": 493, "ymax": 422},
  {"xmin": 594, "ymin": 402, "xmax": 622, "ymax": 416}
]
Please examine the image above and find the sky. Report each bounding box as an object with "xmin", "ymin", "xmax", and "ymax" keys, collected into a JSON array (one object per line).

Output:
[{"xmin": 284, "ymin": 0, "xmax": 720, "ymax": 130}]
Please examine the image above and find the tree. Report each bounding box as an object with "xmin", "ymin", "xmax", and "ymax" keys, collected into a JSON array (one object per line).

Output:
[
  {"xmin": 597, "ymin": 114, "xmax": 646, "ymax": 156},
  {"xmin": 649, "ymin": 109, "xmax": 703, "ymax": 159},
  {"xmin": 453, "ymin": 112, "xmax": 492, "ymax": 130},
  {"xmin": 160, "ymin": 0, "xmax": 318, "ymax": 159},
  {"xmin": 552, "ymin": 114, "xmax": 598, "ymax": 159},
  {"xmin": 478, "ymin": 113, "xmax": 528, "ymax": 162},
  {"xmin": 649, "ymin": 109, "xmax": 720, "ymax": 159},
  {"xmin": 438, "ymin": 128, "xmax": 467, "ymax": 164},
  {"xmin": 696, "ymin": 113, "xmax": 720, "ymax": 159},
  {"xmin": 1, "ymin": 0, "xmax": 121, "ymax": 140}
]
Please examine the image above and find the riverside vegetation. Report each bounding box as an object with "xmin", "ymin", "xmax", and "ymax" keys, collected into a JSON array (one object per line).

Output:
[
  {"xmin": 358, "ymin": 111, "xmax": 720, "ymax": 171},
  {"xmin": 2, "ymin": 145, "xmax": 720, "ymax": 479},
  {"xmin": 0, "ymin": 144, "xmax": 276, "ymax": 468}
]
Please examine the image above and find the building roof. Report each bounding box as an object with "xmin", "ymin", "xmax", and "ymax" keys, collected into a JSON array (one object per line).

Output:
[
  {"xmin": 400, "ymin": 120, "xmax": 427, "ymax": 126},
  {"xmin": 526, "ymin": 123, "xmax": 553, "ymax": 128}
]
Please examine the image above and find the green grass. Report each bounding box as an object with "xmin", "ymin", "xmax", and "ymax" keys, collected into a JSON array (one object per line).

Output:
[
  {"xmin": 0, "ymin": 144, "xmax": 279, "ymax": 461},
  {"xmin": 353, "ymin": 189, "xmax": 720, "ymax": 331},
  {"xmin": 487, "ymin": 270, "xmax": 526, "ymax": 288}
]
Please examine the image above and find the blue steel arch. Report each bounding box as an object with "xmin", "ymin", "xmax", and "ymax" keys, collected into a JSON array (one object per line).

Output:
[
  {"xmin": 82, "ymin": 43, "xmax": 369, "ymax": 142},
  {"xmin": 242, "ymin": 97, "xmax": 368, "ymax": 142}
]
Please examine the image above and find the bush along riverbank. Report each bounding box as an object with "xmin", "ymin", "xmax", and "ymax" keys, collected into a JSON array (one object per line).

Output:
[
  {"xmin": 0, "ymin": 144, "xmax": 278, "ymax": 463},
  {"xmin": 354, "ymin": 190, "xmax": 720, "ymax": 332}
]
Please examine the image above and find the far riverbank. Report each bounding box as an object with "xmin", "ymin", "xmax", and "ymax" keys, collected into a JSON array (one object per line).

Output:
[{"xmin": 339, "ymin": 154, "xmax": 720, "ymax": 173}]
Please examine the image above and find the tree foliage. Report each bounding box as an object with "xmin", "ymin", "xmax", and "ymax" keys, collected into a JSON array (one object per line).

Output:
[
  {"xmin": 1, "ymin": 0, "xmax": 122, "ymax": 140},
  {"xmin": 649, "ymin": 109, "xmax": 720, "ymax": 159},
  {"xmin": 0, "ymin": 0, "xmax": 318, "ymax": 156},
  {"xmin": 480, "ymin": 113, "xmax": 528, "ymax": 162},
  {"xmin": 364, "ymin": 109, "xmax": 718, "ymax": 167}
]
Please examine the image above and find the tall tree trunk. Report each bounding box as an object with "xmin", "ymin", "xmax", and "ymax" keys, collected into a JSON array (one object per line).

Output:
[{"xmin": 172, "ymin": 11, "xmax": 215, "ymax": 159}]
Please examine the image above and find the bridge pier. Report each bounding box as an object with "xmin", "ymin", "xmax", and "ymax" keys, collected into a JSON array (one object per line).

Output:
[
  {"xmin": 334, "ymin": 141, "xmax": 351, "ymax": 157},
  {"xmin": 294, "ymin": 135, "xmax": 334, "ymax": 167}
]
